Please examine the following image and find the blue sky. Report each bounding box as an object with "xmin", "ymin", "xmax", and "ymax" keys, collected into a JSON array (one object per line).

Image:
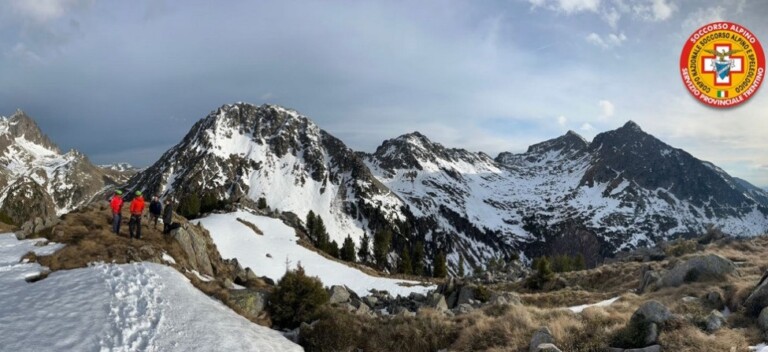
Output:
[{"xmin": 1, "ymin": 0, "xmax": 767, "ymax": 186}]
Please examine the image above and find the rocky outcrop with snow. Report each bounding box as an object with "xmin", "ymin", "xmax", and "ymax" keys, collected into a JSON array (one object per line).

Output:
[
  {"xmin": 126, "ymin": 103, "xmax": 405, "ymax": 245},
  {"xmin": 0, "ymin": 110, "xmax": 125, "ymax": 224}
]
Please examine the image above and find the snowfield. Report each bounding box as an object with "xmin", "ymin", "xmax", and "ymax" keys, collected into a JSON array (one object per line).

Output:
[
  {"xmin": 0, "ymin": 233, "xmax": 302, "ymax": 352},
  {"xmin": 199, "ymin": 211, "xmax": 435, "ymax": 297}
]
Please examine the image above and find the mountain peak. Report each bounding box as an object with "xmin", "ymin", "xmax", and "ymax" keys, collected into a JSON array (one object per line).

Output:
[
  {"xmin": 620, "ymin": 120, "xmax": 643, "ymax": 131},
  {"xmin": 1, "ymin": 110, "xmax": 60, "ymax": 153},
  {"xmin": 525, "ymin": 129, "xmax": 589, "ymax": 154}
]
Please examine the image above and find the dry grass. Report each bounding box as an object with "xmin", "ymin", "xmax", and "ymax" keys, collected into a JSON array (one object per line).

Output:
[{"xmin": 236, "ymin": 217, "xmax": 263, "ymax": 235}]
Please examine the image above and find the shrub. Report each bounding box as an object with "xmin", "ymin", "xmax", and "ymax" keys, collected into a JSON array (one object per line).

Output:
[
  {"xmin": 267, "ymin": 264, "xmax": 329, "ymax": 329},
  {"xmin": 257, "ymin": 197, "xmax": 268, "ymax": 210},
  {"xmin": 664, "ymin": 239, "xmax": 698, "ymax": 257},
  {"xmin": 525, "ymin": 257, "xmax": 555, "ymax": 290},
  {"xmin": 299, "ymin": 308, "xmax": 363, "ymax": 352}
]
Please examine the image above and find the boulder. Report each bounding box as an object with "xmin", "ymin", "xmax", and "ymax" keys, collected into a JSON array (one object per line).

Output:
[
  {"xmin": 638, "ymin": 266, "xmax": 661, "ymax": 293},
  {"xmin": 354, "ymin": 302, "xmax": 371, "ymax": 316},
  {"xmin": 489, "ymin": 292, "xmax": 522, "ymax": 306},
  {"xmin": 633, "ymin": 300, "xmax": 671, "ymax": 325},
  {"xmin": 409, "ymin": 292, "xmax": 426, "ymax": 302},
  {"xmin": 529, "ymin": 326, "xmax": 555, "ymax": 352},
  {"xmin": 660, "ymin": 254, "xmax": 736, "ymax": 288},
  {"xmin": 616, "ymin": 301, "xmax": 669, "ymax": 348},
  {"xmin": 453, "ymin": 303, "xmax": 474, "ymax": 315},
  {"xmin": 705, "ymin": 310, "xmax": 727, "ymax": 332},
  {"xmin": 171, "ymin": 225, "xmax": 214, "ymax": 276},
  {"xmin": 744, "ymin": 271, "xmax": 768, "ymax": 316},
  {"xmin": 426, "ymin": 292, "xmax": 449, "ymax": 312},
  {"xmin": 535, "ymin": 343, "xmax": 562, "ymax": 352},
  {"xmin": 705, "ymin": 291, "xmax": 724, "ymax": 310},
  {"xmin": 457, "ymin": 285, "xmax": 476, "ymax": 306},
  {"xmin": 228, "ymin": 289, "xmax": 267, "ymax": 318},
  {"xmin": 328, "ymin": 285, "xmax": 351, "ymax": 305},
  {"xmin": 363, "ymin": 295, "xmax": 379, "ymax": 308},
  {"xmin": 758, "ymin": 307, "xmax": 768, "ymax": 331}
]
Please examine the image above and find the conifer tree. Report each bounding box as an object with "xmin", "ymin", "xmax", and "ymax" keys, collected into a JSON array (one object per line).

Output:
[
  {"xmin": 357, "ymin": 234, "xmax": 370, "ymax": 264},
  {"xmin": 458, "ymin": 256, "xmax": 465, "ymax": 277},
  {"xmin": 433, "ymin": 251, "xmax": 447, "ymax": 278},
  {"xmin": 373, "ymin": 228, "xmax": 392, "ymax": 269},
  {"xmin": 412, "ymin": 241, "xmax": 425, "ymax": 276},
  {"xmin": 341, "ymin": 236, "xmax": 356, "ymax": 262},
  {"xmin": 399, "ymin": 247, "xmax": 413, "ymax": 275}
]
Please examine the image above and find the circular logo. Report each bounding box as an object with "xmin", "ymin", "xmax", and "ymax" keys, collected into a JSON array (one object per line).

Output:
[{"xmin": 680, "ymin": 22, "xmax": 765, "ymax": 108}]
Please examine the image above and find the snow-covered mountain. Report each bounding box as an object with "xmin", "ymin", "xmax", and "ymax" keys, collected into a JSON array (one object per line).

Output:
[
  {"xmin": 364, "ymin": 121, "xmax": 768, "ymax": 267},
  {"xmin": 0, "ymin": 110, "xmax": 124, "ymax": 224},
  {"xmin": 128, "ymin": 103, "xmax": 768, "ymax": 270},
  {"xmin": 98, "ymin": 163, "xmax": 140, "ymax": 184},
  {"xmin": 127, "ymin": 103, "xmax": 405, "ymax": 245}
]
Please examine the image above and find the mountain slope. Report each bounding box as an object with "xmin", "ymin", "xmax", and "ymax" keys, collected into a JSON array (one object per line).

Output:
[
  {"xmin": 127, "ymin": 103, "xmax": 405, "ymax": 245},
  {"xmin": 0, "ymin": 110, "xmax": 124, "ymax": 224}
]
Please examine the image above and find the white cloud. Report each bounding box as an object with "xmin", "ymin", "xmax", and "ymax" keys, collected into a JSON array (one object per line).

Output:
[
  {"xmin": 586, "ymin": 32, "xmax": 627, "ymax": 49},
  {"xmin": 7, "ymin": 0, "xmax": 90, "ymax": 22},
  {"xmin": 681, "ymin": 6, "xmax": 725, "ymax": 33},
  {"xmin": 580, "ymin": 122, "xmax": 594, "ymax": 131},
  {"xmin": 601, "ymin": 7, "xmax": 621, "ymax": 28},
  {"xmin": 632, "ymin": 0, "xmax": 675, "ymax": 21},
  {"xmin": 528, "ymin": 0, "xmax": 601, "ymax": 13},
  {"xmin": 598, "ymin": 100, "xmax": 615, "ymax": 118},
  {"xmin": 557, "ymin": 115, "xmax": 567, "ymax": 126}
]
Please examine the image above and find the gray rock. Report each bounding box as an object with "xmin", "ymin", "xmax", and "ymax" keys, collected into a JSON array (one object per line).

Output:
[
  {"xmin": 608, "ymin": 345, "xmax": 663, "ymax": 352},
  {"xmin": 535, "ymin": 343, "xmax": 562, "ymax": 352},
  {"xmin": 457, "ymin": 285, "xmax": 476, "ymax": 306},
  {"xmin": 529, "ymin": 327, "xmax": 555, "ymax": 352},
  {"xmin": 229, "ymin": 289, "xmax": 266, "ymax": 318},
  {"xmin": 409, "ymin": 292, "xmax": 426, "ymax": 302},
  {"xmin": 171, "ymin": 226, "xmax": 214, "ymax": 276},
  {"xmin": 632, "ymin": 300, "xmax": 670, "ymax": 325},
  {"xmin": 705, "ymin": 291, "xmax": 724, "ymax": 309},
  {"xmin": 426, "ymin": 292, "xmax": 449, "ymax": 312},
  {"xmin": 705, "ymin": 310, "xmax": 727, "ymax": 332},
  {"xmin": 644, "ymin": 323, "xmax": 658, "ymax": 346},
  {"xmin": 745, "ymin": 271, "xmax": 768, "ymax": 316},
  {"xmin": 454, "ymin": 303, "xmax": 475, "ymax": 315},
  {"xmin": 363, "ymin": 295, "xmax": 379, "ymax": 308},
  {"xmin": 758, "ymin": 307, "xmax": 768, "ymax": 331},
  {"xmin": 328, "ymin": 285, "xmax": 351, "ymax": 305},
  {"xmin": 660, "ymin": 254, "xmax": 736, "ymax": 288},
  {"xmin": 489, "ymin": 291, "xmax": 522, "ymax": 306},
  {"xmin": 354, "ymin": 302, "xmax": 371, "ymax": 316},
  {"xmin": 637, "ymin": 266, "xmax": 660, "ymax": 293},
  {"xmin": 245, "ymin": 267, "xmax": 260, "ymax": 282}
]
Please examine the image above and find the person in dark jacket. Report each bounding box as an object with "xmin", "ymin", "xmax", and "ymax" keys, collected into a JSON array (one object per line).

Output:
[
  {"xmin": 149, "ymin": 196, "xmax": 162, "ymax": 229},
  {"xmin": 162, "ymin": 198, "xmax": 174, "ymax": 235}
]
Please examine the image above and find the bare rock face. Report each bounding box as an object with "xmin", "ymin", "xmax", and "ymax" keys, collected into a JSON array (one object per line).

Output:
[{"xmin": 171, "ymin": 224, "xmax": 214, "ymax": 276}]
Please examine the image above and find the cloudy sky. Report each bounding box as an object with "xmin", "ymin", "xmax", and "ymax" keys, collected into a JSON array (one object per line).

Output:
[{"xmin": 1, "ymin": 0, "xmax": 767, "ymax": 185}]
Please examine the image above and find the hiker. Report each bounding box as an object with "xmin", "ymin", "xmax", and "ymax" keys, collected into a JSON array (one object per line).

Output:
[
  {"xmin": 128, "ymin": 191, "xmax": 146, "ymax": 239},
  {"xmin": 110, "ymin": 190, "xmax": 124, "ymax": 234},
  {"xmin": 162, "ymin": 198, "xmax": 174, "ymax": 235},
  {"xmin": 149, "ymin": 196, "xmax": 162, "ymax": 229}
]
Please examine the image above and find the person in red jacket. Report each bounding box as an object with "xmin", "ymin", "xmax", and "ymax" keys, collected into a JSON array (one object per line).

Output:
[
  {"xmin": 128, "ymin": 191, "xmax": 146, "ymax": 239},
  {"xmin": 110, "ymin": 190, "xmax": 124, "ymax": 235}
]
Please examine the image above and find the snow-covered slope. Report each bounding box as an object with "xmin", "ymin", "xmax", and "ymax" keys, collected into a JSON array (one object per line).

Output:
[
  {"xmin": 0, "ymin": 110, "xmax": 123, "ymax": 223},
  {"xmin": 199, "ymin": 211, "xmax": 434, "ymax": 297},
  {"xmin": 0, "ymin": 233, "xmax": 301, "ymax": 352},
  {"xmin": 128, "ymin": 103, "xmax": 404, "ymax": 245}
]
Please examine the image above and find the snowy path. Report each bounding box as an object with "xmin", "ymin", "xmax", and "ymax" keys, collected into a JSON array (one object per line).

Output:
[
  {"xmin": 200, "ymin": 211, "xmax": 435, "ymax": 297},
  {"xmin": 566, "ymin": 296, "xmax": 621, "ymax": 313},
  {"xmin": 0, "ymin": 233, "xmax": 302, "ymax": 352}
]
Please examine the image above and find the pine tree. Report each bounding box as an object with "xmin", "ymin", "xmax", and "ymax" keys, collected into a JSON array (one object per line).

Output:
[
  {"xmin": 399, "ymin": 247, "xmax": 413, "ymax": 275},
  {"xmin": 526, "ymin": 256, "xmax": 555, "ymax": 290},
  {"xmin": 341, "ymin": 236, "xmax": 356, "ymax": 262},
  {"xmin": 305, "ymin": 211, "xmax": 316, "ymax": 240},
  {"xmin": 315, "ymin": 216, "xmax": 329, "ymax": 251},
  {"xmin": 433, "ymin": 251, "xmax": 447, "ymax": 278},
  {"xmin": 178, "ymin": 194, "xmax": 201, "ymax": 219},
  {"xmin": 327, "ymin": 240, "xmax": 340, "ymax": 258},
  {"xmin": 373, "ymin": 228, "xmax": 392, "ymax": 269},
  {"xmin": 458, "ymin": 256, "xmax": 465, "ymax": 277},
  {"xmin": 357, "ymin": 234, "xmax": 370, "ymax": 264},
  {"xmin": 257, "ymin": 197, "xmax": 268, "ymax": 209},
  {"xmin": 412, "ymin": 241, "xmax": 425, "ymax": 276}
]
